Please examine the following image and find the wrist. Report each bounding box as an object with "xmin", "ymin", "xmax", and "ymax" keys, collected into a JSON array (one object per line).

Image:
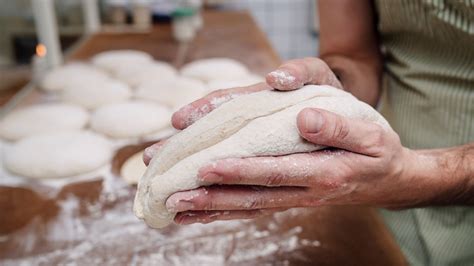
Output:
[{"xmin": 407, "ymin": 144, "xmax": 474, "ymax": 206}]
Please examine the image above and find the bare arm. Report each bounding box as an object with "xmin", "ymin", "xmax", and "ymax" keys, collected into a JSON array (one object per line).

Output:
[
  {"xmin": 406, "ymin": 144, "xmax": 474, "ymax": 207},
  {"xmin": 319, "ymin": 0, "xmax": 382, "ymax": 106}
]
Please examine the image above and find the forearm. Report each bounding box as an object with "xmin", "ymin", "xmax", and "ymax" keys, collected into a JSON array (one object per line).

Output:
[
  {"xmin": 318, "ymin": 0, "xmax": 383, "ymax": 106},
  {"xmin": 405, "ymin": 143, "xmax": 474, "ymax": 207},
  {"xmin": 319, "ymin": 53, "xmax": 382, "ymax": 106}
]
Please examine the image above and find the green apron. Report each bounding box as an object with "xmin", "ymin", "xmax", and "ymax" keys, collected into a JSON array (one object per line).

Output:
[{"xmin": 374, "ymin": 0, "xmax": 474, "ymax": 265}]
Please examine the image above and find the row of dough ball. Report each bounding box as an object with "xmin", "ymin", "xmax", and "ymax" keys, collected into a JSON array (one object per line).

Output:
[
  {"xmin": 40, "ymin": 51, "xmax": 263, "ymax": 113},
  {"xmin": 2, "ymin": 51, "xmax": 263, "ymax": 181},
  {"xmin": 42, "ymin": 50, "xmax": 263, "ymax": 91},
  {"xmin": 0, "ymin": 101, "xmax": 172, "ymax": 141},
  {"xmin": 0, "ymin": 101, "xmax": 172, "ymax": 180}
]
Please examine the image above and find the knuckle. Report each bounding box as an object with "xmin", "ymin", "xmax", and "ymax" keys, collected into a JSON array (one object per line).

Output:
[
  {"xmin": 365, "ymin": 124, "xmax": 387, "ymax": 155},
  {"xmin": 194, "ymin": 189, "xmax": 214, "ymax": 210},
  {"xmin": 247, "ymin": 197, "xmax": 266, "ymax": 210},
  {"xmin": 331, "ymin": 116, "xmax": 350, "ymax": 142},
  {"xmin": 265, "ymin": 173, "xmax": 284, "ymax": 186}
]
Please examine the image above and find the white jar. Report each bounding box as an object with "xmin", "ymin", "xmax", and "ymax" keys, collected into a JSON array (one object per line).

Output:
[{"xmin": 172, "ymin": 8, "xmax": 196, "ymax": 42}]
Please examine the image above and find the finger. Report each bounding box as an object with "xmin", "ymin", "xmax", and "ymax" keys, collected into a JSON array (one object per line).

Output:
[
  {"xmin": 297, "ymin": 108, "xmax": 387, "ymax": 156},
  {"xmin": 198, "ymin": 151, "xmax": 360, "ymax": 187},
  {"xmin": 166, "ymin": 186, "xmax": 310, "ymax": 212},
  {"xmin": 266, "ymin": 57, "xmax": 342, "ymax": 91},
  {"xmin": 143, "ymin": 140, "xmax": 166, "ymax": 166},
  {"xmin": 174, "ymin": 208, "xmax": 287, "ymax": 225},
  {"xmin": 171, "ymin": 82, "xmax": 271, "ymax": 129}
]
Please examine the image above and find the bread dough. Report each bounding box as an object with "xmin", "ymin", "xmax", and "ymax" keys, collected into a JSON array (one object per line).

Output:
[
  {"xmin": 135, "ymin": 77, "xmax": 207, "ymax": 110},
  {"xmin": 134, "ymin": 85, "xmax": 346, "ymax": 222},
  {"xmin": 134, "ymin": 85, "xmax": 390, "ymax": 228},
  {"xmin": 180, "ymin": 58, "xmax": 249, "ymax": 83},
  {"xmin": 60, "ymin": 79, "xmax": 132, "ymax": 110},
  {"xmin": 90, "ymin": 101, "xmax": 172, "ymax": 138},
  {"xmin": 207, "ymin": 74, "xmax": 264, "ymax": 92},
  {"xmin": 4, "ymin": 131, "xmax": 111, "ymax": 179},
  {"xmin": 115, "ymin": 61, "xmax": 178, "ymax": 88},
  {"xmin": 91, "ymin": 50, "xmax": 154, "ymax": 75},
  {"xmin": 0, "ymin": 103, "xmax": 89, "ymax": 141},
  {"xmin": 41, "ymin": 63, "xmax": 109, "ymax": 91},
  {"xmin": 121, "ymin": 151, "xmax": 146, "ymax": 185}
]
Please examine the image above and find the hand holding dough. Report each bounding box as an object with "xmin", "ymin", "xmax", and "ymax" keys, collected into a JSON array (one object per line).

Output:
[{"xmin": 134, "ymin": 85, "xmax": 390, "ymax": 228}]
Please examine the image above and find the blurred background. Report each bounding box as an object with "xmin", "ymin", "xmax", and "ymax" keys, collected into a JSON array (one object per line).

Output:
[{"xmin": 0, "ymin": 0, "xmax": 319, "ymax": 66}]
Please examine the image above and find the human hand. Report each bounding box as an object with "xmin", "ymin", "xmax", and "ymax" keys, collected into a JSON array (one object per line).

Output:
[
  {"xmin": 143, "ymin": 58, "xmax": 343, "ymax": 165},
  {"xmin": 170, "ymin": 57, "xmax": 342, "ymax": 130},
  {"xmin": 162, "ymin": 107, "xmax": 426, "ymax": 224}
]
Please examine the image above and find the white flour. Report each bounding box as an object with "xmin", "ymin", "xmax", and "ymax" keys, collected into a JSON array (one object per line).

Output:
[
  {"xmin": 1, "ymin": 181, "xmax": 320, "ymax": 265},
  {"xmin": 268, "ymin": 70, "xmax": 298, "ymax": 87}
]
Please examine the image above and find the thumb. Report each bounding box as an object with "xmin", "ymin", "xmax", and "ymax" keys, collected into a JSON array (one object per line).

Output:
[{"xmin": 296, "ymin": 108, "xmax": 386, "ymax": 156}]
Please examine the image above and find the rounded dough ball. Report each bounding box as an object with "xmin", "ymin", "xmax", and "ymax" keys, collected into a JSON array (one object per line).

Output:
[
  {"xmin": 4, "ymin": 131, "xmax": 112, "ymax": 179},
  {"xmin": 90, "ymin": 101, "xmax": 172, "ymax": 138},
  {"xmin": 121, "ymin": 151, "xmax": 146, "ymax": 185},
  {"xmin": 91, "ymin": 50, "xmax": 154, "ymax": 75},
  {"xmin": 60, "ymin": 79, "xmax": 132, "ymax": 110},
  {"xmin": 207, "ymin": 74, "xmax": 264, "ymax": 92},
  {"xmin": 180, "ymin": 58, "xmax": 249, "ymax": 83},
  {"xmin": 135, "ymin": 77, "xmax": 207, "ymax": 110},
  {"xmin": 40, "ymin": 63, "xmax": 109, "ymax": 92},
  {"xmin": 115, "ymin": 61, "xmax": 178, "ymax": 88},
  {"xmin": 0, "ymin": 103, "xmax": 89, "ymax": 141}
]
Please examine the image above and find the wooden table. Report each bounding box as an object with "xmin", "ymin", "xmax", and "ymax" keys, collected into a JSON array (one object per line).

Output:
[
  {"xmin": 70, "ymin": 10, "xmax": 280, "ymax": 75},
  {"xmin": 0, "ymin": 10, "xmax": 405, "ymax": 265}
]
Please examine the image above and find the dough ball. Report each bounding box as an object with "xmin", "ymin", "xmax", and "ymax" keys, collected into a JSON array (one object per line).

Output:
[
  {"xmin": 91, "ymin": 50, "xmax": 154, "ymax": 75},
  {"xmin": 90, "ymin": 101, "xmax": 172, "ymax": 138},
  {"xmin": 40, "ymin": 63, "xmax": 109, "ymax": 92},
  {"xmin": 135, "ymin": 77, "xmax": 207, "ymax": 110},
  {"xmin": 207, "ymin": 74, "xmax": 264, "ymax": 92},
  {"xmin": 60, "ymin": 79, "xmax": 132, "ymax": 110},
  {"xmin": 121, "ymin": 151, "xmax": 146, "ymax": 185},
  {"xmin": 180, "ymin": 58, "xmax": 249, "ymax": 83},
  {"xmin": 4, "ymin": 131, "xmax": 112, "ymax": 179},
  {"xmin": 0, "ymin": 103, "xmax": 89, "ymax": 141},
  {"xmin": 115, "ymin": 61, "xmax": 178, "ymax": 88}
]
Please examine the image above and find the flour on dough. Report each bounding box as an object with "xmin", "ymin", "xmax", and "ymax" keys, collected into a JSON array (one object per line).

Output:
[
  {"xmin": 121, "ymin": 151, "xmax": 147, "ymax": 185},
  {"xmin": 91, "ymin": 50, "xmax": 154, "ymax": 75},
  {"xmin": 134, "ymin": 85, "xmax": 390, "ymax": 228},
  {"xmin": 0, "ymin": 103, "xmax": 89, "ymax": 141},
  {"xmin": 135, "ymin": 77, "xmax": 207, "ymax": 110},
  {"xmin": 41, "ymin": 63, "xmax": 109, "ymax": 91},
  {"xmin": 90, "ymin": 101, "xmax": 172, "ymax": 138},
  {"xmin": 60, "ymin": 79, "xmax": 132, "ymax": 110},
  {"xmin": 180, "ymin": 58, "xmax": 250, "ymax": 83},
  {"xmin": 4, "ymin": 131, "xmax": 112, "ymax": 179}
]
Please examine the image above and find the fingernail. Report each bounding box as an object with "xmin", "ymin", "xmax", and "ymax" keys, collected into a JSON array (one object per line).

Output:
[
  {"xmin": 167, "ymin": 190, "xmax": 201, "ymax": 212},
  {"xmin": 176, "ymin": 213, "xmax": 197, "ymax": 224},
  {"xmin": 143, "ymin": 146, "xmax": 156, "ymax": 161},
  {"xmin": 168, "ymin": 200, "xmax": 194, "ymax": 212},
  {"xmin": 268, "ymin": 70, "xmax": 297, "ymax": 87},
  {"xmin": 304, "ymin": 110, "xmax": 324, "ymax": 133},
  {"xmin": 200, "ymin": 172, "xmax": 222, "ymax": 183}
]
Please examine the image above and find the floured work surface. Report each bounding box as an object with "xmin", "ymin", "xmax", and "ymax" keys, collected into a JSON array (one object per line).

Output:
[{"xmin": 0, "ymin": 142, "xmax": 405, "ymax": 265}]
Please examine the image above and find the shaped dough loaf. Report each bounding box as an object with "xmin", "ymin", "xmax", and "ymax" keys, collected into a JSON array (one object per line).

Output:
[{"xmin": 134, "ymin": 85, "xmax": 390, "ymax": 228}]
